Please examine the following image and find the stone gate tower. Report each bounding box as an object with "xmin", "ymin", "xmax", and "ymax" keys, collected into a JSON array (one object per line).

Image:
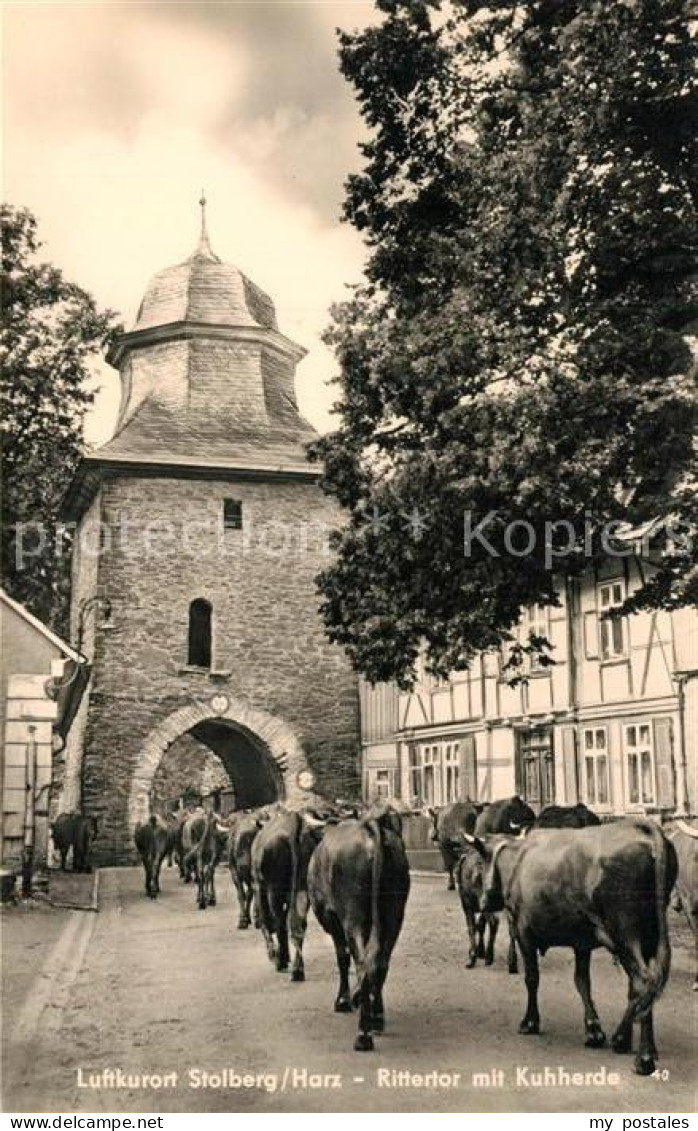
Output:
[{"xmin": 61, "ymin": 207, "xmax": 360, "ymax": 862}]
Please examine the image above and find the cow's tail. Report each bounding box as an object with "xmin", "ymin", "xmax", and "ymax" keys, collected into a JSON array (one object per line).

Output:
[
  {"xmin": 648, "ymin": 821, "xmax": 672, "ymax": 1002},
  {"xmin": 632, "ymin": 821, "xmax": 672, "ymax": 1017},
  {"xmin": 288, "ymin": 812, "xmax": 302, "ymax": 920},
  {"xmin": 364, "ymin": 818, "xmax": 384, "ymax": 977}
]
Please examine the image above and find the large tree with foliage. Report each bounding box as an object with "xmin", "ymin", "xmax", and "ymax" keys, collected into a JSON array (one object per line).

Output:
[
  {"xmin": 312, "ymin": 0, "xmax": 697, "ymax": 686},
  {"xmin": 1, "ymin": 205, "xmax": 118, "ymax": 630}
]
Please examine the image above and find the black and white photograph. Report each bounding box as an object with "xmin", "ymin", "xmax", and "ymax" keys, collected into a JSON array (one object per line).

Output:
[{"xmin": 1, "ymin": 0, "xmax": 696, "ymax": 1119}]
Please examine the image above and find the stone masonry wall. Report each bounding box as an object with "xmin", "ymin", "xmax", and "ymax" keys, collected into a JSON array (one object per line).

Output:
[
  {"xmin": 78, "ymin": 472, "xmax": 360, "ymax": 862},
  {"xmin": 150, "ymin": 732, "xmax": 231, "ymax": 813}
]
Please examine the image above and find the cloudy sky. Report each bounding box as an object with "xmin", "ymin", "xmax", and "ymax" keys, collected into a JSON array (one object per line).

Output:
[{"xmin": 3, "ymin": 0, "xmax": 377, "ymax": 445}]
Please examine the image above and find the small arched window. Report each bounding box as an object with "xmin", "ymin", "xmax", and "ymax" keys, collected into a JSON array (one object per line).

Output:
[{"xmin": 188, "ymin": 599, "xmax": 212, "ymax": 668}]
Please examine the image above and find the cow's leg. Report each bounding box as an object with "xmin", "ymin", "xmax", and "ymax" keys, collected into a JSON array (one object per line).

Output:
[
  {"xmin": 269, "ymin": 891, "xmax": 289, "ymax": 971},
  {"xmin": 484, "ymin": 913, "xmax": 499, "ymax": 966},
  {"xmin": 197, "ymin": 863, "xmax": 207, "ymax": 910},
  {"xmin": 331, "ymin": 928, "xmax": 352, "ymax": 1012},
  {"xmin": 371, "ymin": 957, "xmax": 389, "ymax": 1032},
  {"xmin": 472, "ymin": 913, "xmax": 484, "ymax": 959},
  {"xmin": 60, "ymin": 848, "xmax": 68, "ymax": 871},
  {"xmin": 635, "ymin": 1008, "xmax": 658, "ymax": 1077},
  {"xmin": 614, "ymin": 948, "xmax": 662, "ymax": 1076},
  {"xmin": 154, "ymin": 857, "xmax": 162, "ymax": 895},
  {"xmin": 208, "ymin": 862, "xmax": 217, "ymax": 906},
  {"xmin": 289, "ymin": 889, "xmax": 309, "ymax": 982},
  {"xmin": 611, "ymin": 975, "xmax": 635, "ymax": 1056},
  {"xmin": 347, "ymin": 931, "xmax": 374, "ymax": 1051},
  {"xmin": 354, "ymin": 972, "xmax": 374, "ymax": 1051},
  {"xmin": 230, "ymin": 869, "xmax": 249, "ymax": 928},
  {"xmin": 256, "ymin": 884, "xmax": 277, "ymax": 961},
  {"xmin": 461, "ymin": 895, "xmax": 479, "ymax": 968},
  {"xmin": 507, "ymin": 914, "xmax": 519, "ymax": 974},
  {"xmin": 573, "ymin": 948, "xmax": 606, "ymax": 1047},
  {"xmin": 245, "ymin": 881, "xmax": 256, "ymax": 929},
  {"xmin": 518, "ymin": 939, "xmax": 541, "ymax": 1035},
  {"xmin": 441, "ymin": 847, "xmax": 456, "ymax": 891}
]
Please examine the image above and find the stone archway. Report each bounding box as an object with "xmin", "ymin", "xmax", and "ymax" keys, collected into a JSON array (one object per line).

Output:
[{"xmin": 127, "ymin": 694, "xmax": 309, "ymax": 835}]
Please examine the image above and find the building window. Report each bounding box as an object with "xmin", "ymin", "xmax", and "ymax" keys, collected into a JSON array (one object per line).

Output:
[
  {"xmin": 624, "ymin": 722, "xmax": 656, "ymax": 807},
  {"xmin": 444, "ymin": 742, "xmax": 460, "ymax": 803},
  {"xmin": 582, "ymin": 726, "xmax": 610, "ymax": 808},
  {"xmin": 223, "ymin": 499, "xmax": 243, "ymax": 531},
  {"xmin": 523, "ymin": 604, "xmax": 550, "ymax": 672},
  {"xmin": 409, "ymin": 741, "xmax": 463, "ymax": 806},
  {"xmin": 368, "ymin": 768, "xmax": 395, "ymax": 802},
  {"xmin": 598, "ymin": 580, "xmax": 626, "ymax": 660},
  {"xmin": 188, "ymin": 598, "xmax": 212, "ymax": 668}
]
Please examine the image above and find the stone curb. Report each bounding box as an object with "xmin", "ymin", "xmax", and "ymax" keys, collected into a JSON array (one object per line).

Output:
[{"xmin": 49, "ymin": 868, "xmax": 101, "ymax": 912}]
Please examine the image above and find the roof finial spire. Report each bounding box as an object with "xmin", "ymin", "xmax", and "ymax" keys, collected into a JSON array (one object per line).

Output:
[{"xmin": 191, "ymin": 189, "xmax": 219, "ymax": 262}]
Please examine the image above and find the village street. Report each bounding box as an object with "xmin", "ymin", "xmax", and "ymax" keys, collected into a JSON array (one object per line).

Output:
[{"xmin": 3, "ymin": 871, "xmax": 696, "ymax": 1114}]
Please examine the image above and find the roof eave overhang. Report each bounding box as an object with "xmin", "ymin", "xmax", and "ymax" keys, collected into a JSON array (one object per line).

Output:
[
  {"xmin": 60, "ymin": 454, "xmax": 322, "ymax": 523},
  {"xmin": 106, "ymin": 320, "xmax": 308, "ymax": 369}
]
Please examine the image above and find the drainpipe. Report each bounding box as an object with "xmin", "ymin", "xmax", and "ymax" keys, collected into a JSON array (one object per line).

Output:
[
  {"xmin": 21, "ymin": 727, "xmax": 37, "ymax": 897},
  {"xmin": 673, "ymin": 672, "xmax": 694, "ymax": 815}
]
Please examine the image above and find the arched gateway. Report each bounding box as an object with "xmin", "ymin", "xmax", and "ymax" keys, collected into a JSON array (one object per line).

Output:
[
  {"xmin": 59, "ymin": 206, "xmax": 360, "ymax": 862},
  {"xmin": 128, "ymin": 696, "xmax": 308, "ymax": 835}
]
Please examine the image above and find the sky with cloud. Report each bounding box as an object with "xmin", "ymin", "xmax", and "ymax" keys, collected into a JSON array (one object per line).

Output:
[{"xmin": 3, "ymin": 0, "xmax": 377, "ymax": 445}]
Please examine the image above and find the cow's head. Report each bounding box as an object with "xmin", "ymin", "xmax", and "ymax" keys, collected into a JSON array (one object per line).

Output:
[{"xmin": 505, "ymin": 796, "xmax": 535, "ymax": 835}]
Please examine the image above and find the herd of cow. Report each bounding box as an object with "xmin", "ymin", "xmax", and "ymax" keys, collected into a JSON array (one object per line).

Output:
[{"xmin": 53, "ymin": 796, "xmax": 697, "ymax": 1074}]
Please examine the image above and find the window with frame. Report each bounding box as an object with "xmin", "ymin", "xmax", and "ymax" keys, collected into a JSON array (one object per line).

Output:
[
  {"xmin": 443, "ymin": 742, "xmax": 460, "ymax": 804},
  {"xmin": 409, "ymin": 741, "xmax": 464, "ymax": 806},
  {"xmin": 188, "ymin": 598, "xmax": 212, "ymax": 668},
  {"xmin": 223, "ymin": 498, "xmax": 243, "ymax": 531},
  {"xmin": 598, "ymin": 580, "xmax": 626, "ymax": 660},
  {"xmin": 369, "ymin": 768, "xmax": 395, "ymax": 802},
  {"xmin": 582, "ymin": 727, "xmax": 610, "ymax": 807},
  {"xmin": 624, "ymin": 722, "xmax": 656, "ymax": 807},
  {"xmin": 523, "ymin": 604, "xmax": 550, "ymax": 672}
]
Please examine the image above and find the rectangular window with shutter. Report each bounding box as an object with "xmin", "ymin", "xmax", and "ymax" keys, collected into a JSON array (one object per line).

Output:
[
  {"xmin": 623, "ymin": 721, "xmax": 656, "ymax": 807},
  {"xmin": 581, "ymin": 726, "xmax": 611, "ymax": 809},
  {"xmin": 523, "ymin": 604, "xmax": 551, "ymax": 672},
  {"xmin": 443, "ymin": 742, "xmax": 460, "ymax": 803},
  {"xmin": 597, "ymin": 580, "xmax": 627, "ymax": 660}
]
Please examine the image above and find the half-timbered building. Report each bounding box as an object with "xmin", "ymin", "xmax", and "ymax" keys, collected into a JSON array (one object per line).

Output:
[{"xmin": 361, "ymin": 556, "xmax": 697, "ymax": 817}]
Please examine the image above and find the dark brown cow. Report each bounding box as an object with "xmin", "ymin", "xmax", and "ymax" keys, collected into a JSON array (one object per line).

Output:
[
  {"xmin": 51, "ymin": 812, "xmax": 98, "ymax": 873},
  {"xmin": 308, "ymin": 807, "xmax": 410, "ymax": 1051},
  {"xmin": 475, "ymin": 819, "xmax": 677, "ymax": 1075},
  {"xmin": 228, "ymin": 808, "xmax": 271, "ymax": 929},
  {"xmin": 183, "ymin": 811, "xmax": 229, "ymax": 910},
  {"xmin": 458, "ymin": 832, "xmax": 521, "ymax": 973},
  {"xmin": 430, "ymin": 802, "xmax": 482, "ymax": 890},
  {"xmin": 134, "ymin": 814, "xmax": 169, "ymax": 898},
  {"xmin": 534, "ymin": 803, "xmax": 601, "ymax": 828},
  {"xmin": 474, "ymin": 796, "xmax": 535, "ymax": 837},
  {"xmin": 176, "ymin": 806, "xmax": 204, "ymax": 883},
  {"xmin": 456, "ymin": 843, "xmax": 499, "ymax": 968},
  {"xmin": 665, "ymin": 819, "xmax": 698, "ymax": 990},
  {"xmin": 251, "ymin": 809, "xmax": 325, "ymax": 981}
]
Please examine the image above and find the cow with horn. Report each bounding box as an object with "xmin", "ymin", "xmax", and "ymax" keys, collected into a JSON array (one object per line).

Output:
[{"xmin": 466, "ymin": 818, "xmax": 677, "ymax": 1075}]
